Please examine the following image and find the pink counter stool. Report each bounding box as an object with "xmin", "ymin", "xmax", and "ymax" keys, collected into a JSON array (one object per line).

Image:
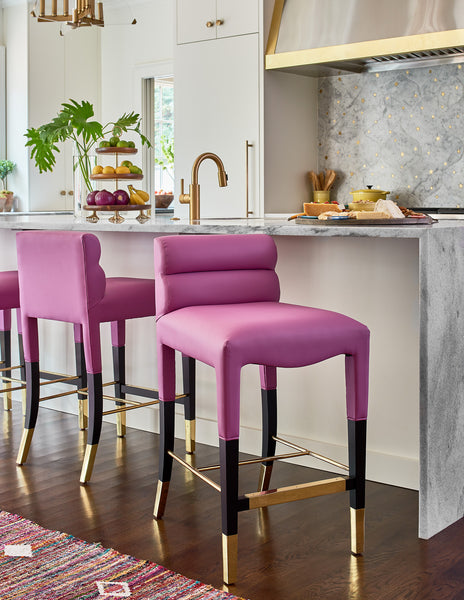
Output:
[
  {"xmin": 153, "ymin": 234, "xmax": 370, "ymax": 585},
  {"xmin": 0, "ymin": 271, "xmax": 24, "ymax": 410},
  {"xmin": 16, "ymin": 231, "xmax": 195, "ymax": 484},
  {"xmin": 0, "ymin": 272, "xmax": 90, "ymax": 417}
]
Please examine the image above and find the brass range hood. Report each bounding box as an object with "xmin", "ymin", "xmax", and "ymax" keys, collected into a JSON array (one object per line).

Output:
[{"xmin": 266, "ymin": 0, "xmax": 464, "ymax": 77}]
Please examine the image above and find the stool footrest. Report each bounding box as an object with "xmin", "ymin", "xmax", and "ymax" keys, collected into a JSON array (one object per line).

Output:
[
  {"xmin": 242, "ymin": 476, "xmax": 349, "ymax": 510},
  {"xmin": 168, "ymin": 450, "xmax": 221, "ymax": 492},
  {"xmin": 102, "ymin": 399, "xmax": 160, "ymax": 416}
]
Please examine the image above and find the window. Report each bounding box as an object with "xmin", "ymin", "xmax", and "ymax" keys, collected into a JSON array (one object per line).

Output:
[{"xmin": 154, "ymin": 76, "xmax": 174, "ymax": 194}]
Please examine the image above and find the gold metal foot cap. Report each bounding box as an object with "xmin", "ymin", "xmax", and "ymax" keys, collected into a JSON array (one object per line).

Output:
[
  {"xmin": 80, "ymin": 444, "xmax": 98, "ymax": 484},
  {"xmin": 222, "ymin": 533, "xmax": 238, "ymax": 585},
  {"xmin": 153, "ymin": 481, "xmax": 170, "ymax": 519},
  {"xmin": 17, "ymin": 428, "xmax": 34, "ymax": 464},
  {"xmin": 350, "ymin": 507, "xmax": 365, "ymax": 555}
]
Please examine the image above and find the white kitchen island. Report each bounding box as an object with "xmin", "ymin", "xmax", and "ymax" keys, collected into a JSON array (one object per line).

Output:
[{"xmin": 0, "ymin": 213, "xmax": 461, "ymax": 541}]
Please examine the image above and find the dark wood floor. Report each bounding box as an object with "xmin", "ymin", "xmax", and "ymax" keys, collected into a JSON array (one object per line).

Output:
[{"xmin": 1, "ymin": 403, "xmax": 464, "ymax": 600}]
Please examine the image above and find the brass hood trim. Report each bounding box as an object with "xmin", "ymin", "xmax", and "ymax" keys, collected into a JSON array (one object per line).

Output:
[{"xmin": 265, "ymin": 0, "xmax": 464, "ymax": 75}]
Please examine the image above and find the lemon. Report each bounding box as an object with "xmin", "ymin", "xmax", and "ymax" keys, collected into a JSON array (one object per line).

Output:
[
  {"xmin": 92, "ymin": 165, "xmax": 103, "ymax": 174},
  {"xmin": 102, "ymin": 165, "xmax": 115, "ymax": 174},
  {"xmin": 115, "ymin": 166, "xmax": 131, "ymax": 174}
]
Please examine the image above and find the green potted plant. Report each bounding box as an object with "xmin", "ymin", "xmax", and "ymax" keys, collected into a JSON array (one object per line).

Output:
[
  {"xmin": 25, "ymin": 99, "xmax": 150, "ymax": 210},
  {"xmin": 0, "ymin": 159, "xmax": 16, "ymax": 212}
]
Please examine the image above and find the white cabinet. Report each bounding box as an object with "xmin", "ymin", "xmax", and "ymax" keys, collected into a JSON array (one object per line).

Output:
[
  {"xmin": 175, "ymin": 34, "xmax": 260, "ymax": 219},
  {"xmin": 27, "ymin": 20, "xmax": 100, "ymax": 211},
  {"xmin": 177, "ymin": 0, "xmax": 259, "ymax": 44}
]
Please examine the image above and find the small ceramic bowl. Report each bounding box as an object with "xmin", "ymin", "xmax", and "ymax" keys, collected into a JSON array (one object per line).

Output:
[{"xmin": 155, "ymin": 194, "xmax": 174, "ymax": 209}]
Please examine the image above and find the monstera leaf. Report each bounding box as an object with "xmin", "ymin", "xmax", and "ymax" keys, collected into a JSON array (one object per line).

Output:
[{"xmin": 25, "ymin": 99, "xmax": 150, "ymax": 191}]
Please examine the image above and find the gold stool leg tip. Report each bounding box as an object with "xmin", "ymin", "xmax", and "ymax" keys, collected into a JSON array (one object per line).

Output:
[
  {"xmin": 350, "ymin": 507, "xmax": 365, "ymax": 555},
  {"xmin": 80, "ymin": 444, "xmax": 98, "ymax": 484},
  {"xmin": 153, "ymin": 480, "xmax": 170, "ymax": 519},
  {"xmin": 222, "ymin": 533, "xmax": 238, "ymax": 585},
  {"xmin": 258, "ymin": 463, "xmax": 273, "ymax": 492},
  {"xmin": 17, "ymin": 428, "xmax": 34, "ymax": 464},
  {"xmin": 185, "ymin": 419, "xmax": 196, "ymax": 454}
]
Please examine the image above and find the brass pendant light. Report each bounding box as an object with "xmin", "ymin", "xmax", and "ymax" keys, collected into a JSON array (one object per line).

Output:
[{"xmin": 31, "ymin": 1, "xmax": 105, "ymax": 29}]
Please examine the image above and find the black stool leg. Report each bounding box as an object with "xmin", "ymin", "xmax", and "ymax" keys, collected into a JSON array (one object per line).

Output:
[
  {"xmin": 80, "ymin": 372, "xmax": 103, "ymax": 484},
  {"xmin": 259, "ymin": 388, "xmax": 277, "ymax": 491},
  {"xmin": 18, "ymin": 332, "xmax": 26, "ymax": 418},
  {"xmin": 75, "ymin": 339, "xmax": 87, "ymax": 430},
  {"xmin": 17, "ymin": 361, "xmax": 40, "ymax": 464},
  {"xmin": 153, "ymin": 401, "xmax": 175, "ymax": 519},
  {"xmin": 348, "ymin": 418, "xmax": 367, "ymax": 555},
  {"xmin": 0, "ymin": 328, "xmax": 12, "ymax": 411},
  {"xmin": 113, "ymin": 345, "xmax": 126, "ymax": 437},
  {"xmin": 220, "ymin": 438, "xmax": 239, "ymax": 585},
  {"xmin": 181, "ymin": 354, "xmax": 196, "ymax": 454}
]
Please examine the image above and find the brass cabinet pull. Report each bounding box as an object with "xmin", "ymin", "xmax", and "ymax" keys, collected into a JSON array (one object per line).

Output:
[
  {"xmin": 68, "ymin": 190, "xmax": 74, "ymax": 196},
  {"xmin": 216, "ymin": 19, "xmax": 224, "ymax": 26},
  {"xmin": 206, "ymin": 20, "xmax": 214, "ymax": 27},
  {"xmin": 245, "ymin": 140, "xmax": 253, "ymax": 217},
  {"xmin": 60, "ymin": 190, "xmax": 66, "ymax": 196}
]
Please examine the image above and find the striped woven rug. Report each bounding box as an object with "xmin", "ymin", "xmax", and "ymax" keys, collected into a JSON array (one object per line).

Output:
[{"xmin": 0, "ymin": 511, "xmax": 245, "ymax": 599}]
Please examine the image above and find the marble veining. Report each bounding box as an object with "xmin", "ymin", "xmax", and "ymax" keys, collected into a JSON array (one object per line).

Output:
[{"xmin": 318, "ymin": 63, "xmax": 464, "ymax": 209}]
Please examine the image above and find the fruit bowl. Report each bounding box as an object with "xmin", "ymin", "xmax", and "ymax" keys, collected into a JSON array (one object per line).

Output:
[{"xmin": 155, "ymin": 194, "xmax": 174, "ymax": 209}]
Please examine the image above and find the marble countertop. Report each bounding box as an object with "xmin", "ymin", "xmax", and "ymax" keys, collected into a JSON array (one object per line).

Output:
[{"xmin": 0, "ymin": 213, "xmax": 461, "ymax": 238}]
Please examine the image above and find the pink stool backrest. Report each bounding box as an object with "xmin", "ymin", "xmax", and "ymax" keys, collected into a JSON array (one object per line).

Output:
[
  {"xmin": 16, "ymin": 231, "xmax": 106, "ymax": 324},
  {"xmin": 154, "ymin": 234, "xmax": 280, "ymax": 317}
]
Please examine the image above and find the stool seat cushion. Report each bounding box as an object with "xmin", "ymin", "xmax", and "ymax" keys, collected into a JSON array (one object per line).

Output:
[
  {"xmin": 159, "ymin": 302, "xmax": 367, "ymax": 368},
  {"xmin": 93, "ymin": 277, "xmax": 156, "ymax": 323},
  {"xmin": 0, "ymin": 271, "xmax": 20, "ymax": 309},
  {"xmin": 158, "ymin": 301, "xmax": 370, "ymax": 437}
]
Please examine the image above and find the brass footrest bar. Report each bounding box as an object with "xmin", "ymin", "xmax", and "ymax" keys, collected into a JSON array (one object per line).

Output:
[
  {"xmin": 0, "ymin": 383, "xmax": 26, "ymax": 393},
  {"xmin": 273, "ymin": 435, "xmax": 349, "ymax": 472},
  {"xmin": 39, "ymin": 375, "xmax": 79, "ymax": 386},
  {"xmin": 198, "ymin": 450, "xmax": 313, "ymax": 472},
  {"xmin": 243, "ymin": 476, "xmax": 348, "ymax": 510},
  {"xmin": 168, "ymin": 450, "xmax": 221, "ymax": 492},
  {"xmin": 0, "ymin": 364, "xmax": 22, "ymax": 373},
  {"xmin": 102, "ymin": 400, "xmax": 160, "ymax": 416},
  {"xmin": 0, "ymin": 375, "xmax": 26, "ymax": 383},
  {"xmin": 40, "ymin": 387, "xmax": 84, "ymax": 402}
]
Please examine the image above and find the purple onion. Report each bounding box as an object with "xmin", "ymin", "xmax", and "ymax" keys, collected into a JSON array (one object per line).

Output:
[
  {"xmin": 95, "ymin": 189, "xmax": 114, "ymax": 206},
  {"xmin": 86, "ymin": 190, "xmax": 98, "ymax": 206},
  {"xmin": 113, "ymin": 189, "xmax": 129, "ymax": 205}
]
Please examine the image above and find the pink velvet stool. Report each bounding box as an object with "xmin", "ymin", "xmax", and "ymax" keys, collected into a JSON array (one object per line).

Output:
[
  {"xmin": 0, "ymin": 271, "xmax": 24, "ymax": 410},
  {"xmin": 16, "ymin": 231, "xmax": 196, "ymax": 484},
  {"xmin": 153, "ymin": 234, "xmax": 370, "ymax": 585}
]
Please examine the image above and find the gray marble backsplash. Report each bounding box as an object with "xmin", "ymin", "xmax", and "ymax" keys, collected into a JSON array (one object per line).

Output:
[{"xmin": 318, "ymin": 64, "xmax": 464, "ymax": 208}]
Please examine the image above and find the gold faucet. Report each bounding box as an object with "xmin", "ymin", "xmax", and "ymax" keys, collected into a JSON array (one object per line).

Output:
[{"xmin": 179, "ymin": 152, "xmax": 228, "ymax": 223}]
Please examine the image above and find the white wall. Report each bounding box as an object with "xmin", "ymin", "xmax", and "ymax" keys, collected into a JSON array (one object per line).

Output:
[{"xmin": 100, "ymin": 0, "xmax": 174, "ymax": 125}]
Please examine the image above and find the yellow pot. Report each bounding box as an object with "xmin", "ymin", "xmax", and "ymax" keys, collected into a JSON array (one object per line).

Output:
[{"xmin": 350, "ymin": 188, "xmax": 390, "ymax": 203}]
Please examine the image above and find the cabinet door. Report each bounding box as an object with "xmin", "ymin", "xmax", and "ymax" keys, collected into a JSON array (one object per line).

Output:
[
  {"xmin": 175, "ymin": 34, "xmax": 260, "ymax": 219},
  {"xmin": 216, "ymin": 0, "xmax": 259, "ymax": 38},
  {"xmin": 28, "ymin": 21, "xmax": 100, "ymax": 211},
  {"xmin": 28, "ymin": 18, "xmax": 67, "ymax": 211},
  {"xmin": 177, "ymin": 0, "xmax": 216, "ymax": 44}
]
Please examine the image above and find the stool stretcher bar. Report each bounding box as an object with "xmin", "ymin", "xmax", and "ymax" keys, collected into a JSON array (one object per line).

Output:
[{"xmin": 242, "ymin": 476, "xmax": 350, "ymax": 510}]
